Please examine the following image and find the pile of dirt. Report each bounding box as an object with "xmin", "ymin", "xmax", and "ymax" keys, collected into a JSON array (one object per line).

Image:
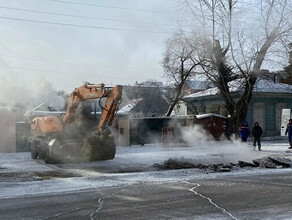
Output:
[
  {"xmin": 153, "ymin": 158, "xmax": 237, "ymax": 172},
  {"xmin": 35, "ymin": 170, "xmax": 82, "ymax": 180},
  {"xmin": 0, "ymin": 170, "xmax": 82, "ymax": 182},
  {"xmin": 239, "ymin": 156, "xmax": 292, "ymax": 169},
  {"xmin": 153, "ymin": 159, "xmax": 197, "ymax": 170},
  {"xmin": 0, "ymin": 172, "xmax": 41, "ymax": 182},
  {"xmin": 153, "ymin": 156, "xmax": 292, "ymax": 172}
]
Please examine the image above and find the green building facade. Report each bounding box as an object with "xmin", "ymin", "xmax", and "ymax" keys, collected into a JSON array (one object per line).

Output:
[{"xmin": 183, "ymin": 80, "xmax": 292, "ymax": 136}]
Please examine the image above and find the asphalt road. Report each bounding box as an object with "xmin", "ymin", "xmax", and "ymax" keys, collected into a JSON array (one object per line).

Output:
[{"xmin": 1, "ymin": 171, "xmax": 292, "ymax": 220}]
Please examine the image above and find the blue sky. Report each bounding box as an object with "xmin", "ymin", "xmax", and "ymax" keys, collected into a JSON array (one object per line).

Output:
[{"xmin": 0, "ymin": 0, "xmax": 179, "ymax": 92}]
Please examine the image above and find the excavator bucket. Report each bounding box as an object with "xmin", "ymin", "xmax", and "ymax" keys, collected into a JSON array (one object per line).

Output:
[
  {"xmin": 45, "ymin": 138, "xmax": 84, "ymax": 163},
  {"xmin": 81, "ymin": 134, "xmax": 116, "ymax": 161}
]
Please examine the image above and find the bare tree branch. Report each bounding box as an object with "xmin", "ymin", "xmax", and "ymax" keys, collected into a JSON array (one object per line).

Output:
[{"xmin": 172, "ymin": 0, "xmax": 292, "ymax": 131}]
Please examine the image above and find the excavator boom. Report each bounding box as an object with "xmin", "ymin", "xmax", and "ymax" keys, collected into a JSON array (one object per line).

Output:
[{"xmin": 62, "ymin": 83, "xmax": 106, "ymax": 125}]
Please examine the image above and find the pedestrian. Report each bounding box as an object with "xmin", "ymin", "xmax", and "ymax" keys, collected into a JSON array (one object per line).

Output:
[
  {"xmin": 285, "ymin": 119, "xmax": 292, "ymax": 149},
  {"xmin": 238, "ymin": 120, "xmax": 250, "ymax": 142},
  {"xmin": 252, "ymin": 122, "xmax": 263, "ymax": 151}
]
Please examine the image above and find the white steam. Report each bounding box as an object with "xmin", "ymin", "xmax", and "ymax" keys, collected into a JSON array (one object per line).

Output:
[
  {"xmin": 181, "ymin": 125, "xmax": 214, "ymax": 146},
  {"xmin": 176, "ymin": 125, "xmax": 258, "ymax": 163},
  {"xmin": 0, "ymin": 75, "xmax": 65, "ymax": 111}
]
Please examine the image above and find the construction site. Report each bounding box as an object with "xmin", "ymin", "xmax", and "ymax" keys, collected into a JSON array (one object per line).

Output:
[
  {"xmin": 0, "ymin": 81, "xmax": 292, "ymax": 219},
  {"xmin": 1, "ymin": 0, "xmax": 292, "ymax": 218}
]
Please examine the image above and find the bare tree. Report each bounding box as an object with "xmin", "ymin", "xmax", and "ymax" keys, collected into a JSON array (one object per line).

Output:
[
  {"xmin": 163, "ymin": 31, "xmax": 203, "ymax": 116},
  {"xmin": 280, "ymin": 42, "xmax": 292, "ymax": 85},
  {"xmin": 123, "ymin": 80, "xmax": 167, "ymax": 118},
  {"xmin": 179, "ymin": 0, "xmax": 292, "ymax": 130}
]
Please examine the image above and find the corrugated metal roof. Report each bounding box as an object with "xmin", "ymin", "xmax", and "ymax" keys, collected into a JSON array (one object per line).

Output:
[
  {"xmin": 186, "ymin": 80, "xmax": 212, "ymax": 90},
  {"xmin": 183, "ymin": 79, "xmax": 292, "ymax": 100}
]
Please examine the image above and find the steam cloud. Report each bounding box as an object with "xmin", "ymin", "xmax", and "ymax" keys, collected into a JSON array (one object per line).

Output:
[
  {"xmin": 0, "ymin": 75, "xmax": 65, "ymax": 111},
  {"xmin": 167, "ymin": 125, "xmax": 257, "ymax": 164}
]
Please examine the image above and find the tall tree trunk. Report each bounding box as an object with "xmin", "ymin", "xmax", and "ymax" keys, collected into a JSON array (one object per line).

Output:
[
  {"xmin": 235, "ymin": 76, "xmax": 257, "ymax": 127},
  {"xmin": 213, "ymin": 40, "xmax": 236, "ymax": 127},
  {"xmin": 166, "ymin": 80, "xmax": 185, "ymax": 116}
]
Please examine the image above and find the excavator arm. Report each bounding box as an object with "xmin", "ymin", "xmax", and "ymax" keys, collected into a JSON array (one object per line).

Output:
[
  {"xmin": 62, "ymin": 82, "xmax": 106, "ymax": 125},
  {"xmin": 62, "ymin": 82, "xmax": 123, "ymax": 161},
  {"xmin": 62, "ymin": 82, "xmax": 122, "ymax": 133}
]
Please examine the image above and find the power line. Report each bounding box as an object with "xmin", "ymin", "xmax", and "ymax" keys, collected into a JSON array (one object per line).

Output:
[
  {"xmin": 47, "ymin": 0, "xmax": 175, "ymax": 14},
  {"xmin": 0, "ymin": 54, "xmax": 162, "ymax": 71},
  {"xmin": 0, "ymin": 6, "xmax": 176, "ymax": 27},
  {"xmin": 0, "ymin": 16, "xmax": 172, "ymax": 34},
  {"xmin": 1, "ymin": 65, "xmax": 162, "ymax": 81}
]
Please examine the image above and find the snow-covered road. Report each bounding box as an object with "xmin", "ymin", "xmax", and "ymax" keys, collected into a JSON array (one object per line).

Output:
[{"xmin": 0, "ymin": 139, "xmax": 292, "ymax": 199}]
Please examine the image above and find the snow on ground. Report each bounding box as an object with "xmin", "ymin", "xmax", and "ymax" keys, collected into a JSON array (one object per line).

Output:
[
  {"xmin": 0, "ymin": 139, "xmax": 289, "ymax": 174},
  {"xmin": 1, "ymin": 138, "xmax": 292, "ymax": 199},
  {"xmin": 1, "ymin": 163, "xmax": 292, "ymax": 200},
  {"xmin": 0, "ymin": 152, "xmax": 54, "ymax": 173}
]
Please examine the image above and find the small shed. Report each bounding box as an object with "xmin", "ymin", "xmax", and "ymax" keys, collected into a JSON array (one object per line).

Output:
[
  {"xmin": 161, "ymin": 114, "xmax": 227, "ymax": 143},
  {"xmin": 195, "ymin": 113, "xmax": 227, "ymax": 140}
]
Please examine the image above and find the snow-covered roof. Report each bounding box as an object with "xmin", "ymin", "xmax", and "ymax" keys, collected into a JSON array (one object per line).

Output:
[
  {"xmin": 253, "ymin": 79, "xmax": 292, "ymax": 93},
  {"xmin": 118, "ymin": 98, "xmax": 143, "ymax": 113},
  {"xmin": 196, "ymin": 113, "xmax": 227, "ymax": 119},
  {"xmin": 24, "ymin": 103, "xmax": 65, "ymax": 118},
  {"xmin": 184, "ymin": 79, "xmax": 292, "ymax": 100},
  {"xmin": 186, "ymin": 80, "xmax": 212, "ymax": 90},
  {"xmin": 24, "ymin": 110, "xmax": 65, "ymax": 118}
]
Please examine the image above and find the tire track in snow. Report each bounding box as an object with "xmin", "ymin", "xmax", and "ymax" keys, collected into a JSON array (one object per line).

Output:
[
  {"xmin": 89, "ymin": 189, "xmax": 127, "ymax": 220},
  {"xmin": 183, "ymin": 181, "xmax": 238, "ymax": 220}
]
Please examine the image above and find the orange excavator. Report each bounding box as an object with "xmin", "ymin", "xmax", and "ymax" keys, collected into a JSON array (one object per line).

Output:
[{"xmin": 29, "ymin": 82, "xmax": 123, "ymax": 163}]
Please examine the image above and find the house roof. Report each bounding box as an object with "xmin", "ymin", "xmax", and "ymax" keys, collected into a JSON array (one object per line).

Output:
[
  {"xmin": 196, "ymin": 113, "xmax": 227, "ymax": 119},
  {"xmin": 118, "ymin": 98, "xmax": 143, "ymax": 113},
  {"xmin": 183, "ymin": 79, "xmax": 292, "ymax": 100},
  {"xmin": 185, "ymin": 80, "xmax": 212, "ymax": 90}
]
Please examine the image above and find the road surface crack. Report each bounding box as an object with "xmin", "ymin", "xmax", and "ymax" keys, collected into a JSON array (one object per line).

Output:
[
  {"xmin": 183, "ymin": 181, "xmax": 237, "ymax": 220},
  {"xmin": 89, "ymin": 189, "xmax": 127, "ymax": 220}
]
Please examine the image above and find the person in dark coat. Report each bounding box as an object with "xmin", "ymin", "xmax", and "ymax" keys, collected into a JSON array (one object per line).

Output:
[
  {"xmin": 252, "ymin": 122, "xmax": 263, "ymax": 151},
  {"xmin": 285, "ymin": 119, "xmax": 292, "ymax": 149},
  {"xmin": 238, "ymin": 120, "xmax": 250, "ymax": 142}
]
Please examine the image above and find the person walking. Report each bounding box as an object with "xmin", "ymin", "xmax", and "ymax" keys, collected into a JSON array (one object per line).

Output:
[
  {"xmin": 285, "ymin": 119, "xmax": 292, "ymax": 149},
  {"xmin": 252, "ymin": 122, "xmax": 263, "ymax": 151},
  {"xmin": 238, "ymin": 120, "xmax": 250, "ymax": 142}
]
